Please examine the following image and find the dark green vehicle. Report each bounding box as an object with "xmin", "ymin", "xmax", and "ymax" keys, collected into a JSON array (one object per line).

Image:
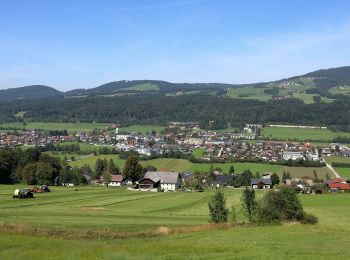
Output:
[{"xmin": 13, "ymin": 188, "xmax": 34, "ymax": 199}]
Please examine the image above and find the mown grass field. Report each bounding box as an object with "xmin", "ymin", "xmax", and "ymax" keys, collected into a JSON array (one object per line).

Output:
[
  {"xmin": 0, "ymin": 122, "xmax": 166, "ymax": 134},
  {"xmin": 227, "ymin": 87, "xmax": 272, "ymax": 101},
  {"xmin": 119, "ymin": 124, "xmax": 166, "ymax": 134},
  {"xmin": 0, "ymin": 185, "xmax": 349, "ymax": 259},
  {"xmin": 261, "ymin": 126, "xmax": 350, "ymax": 142},
  {"xmin": 291, "ymin": 93, "xmax": 334, "ymax": 104},
  {"xmin": 66, "ymin": 155, "xmax": 334, "ymax": 179},
  {"xmin": 334, "ymin": 167, "xmax": 350, "ymax": 179},
  {"xmin": 0, "ymin": 122, "xmax": 108, "ymax": 133},
  {"xmin": 191, "ymin": 147, "xmax": 205, "ymax": 159},
  {"xmin": 324, "ymin": 156, "xmax": 350, "ymax": 164}
]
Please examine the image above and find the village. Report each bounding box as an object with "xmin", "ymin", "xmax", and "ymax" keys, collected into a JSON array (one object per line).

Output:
[{"xmin": 1, "ymin": 123, "xmax": 350, "ymax": 163}]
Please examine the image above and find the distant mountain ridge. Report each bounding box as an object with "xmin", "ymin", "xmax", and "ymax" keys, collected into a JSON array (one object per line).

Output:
[
  {"xmin": 0, "ymin": 85, "xmax": 62, "ymax": 102},
  {"xmin": 1, "ymin": 66, "xmax": 350, "ymax": 102}
]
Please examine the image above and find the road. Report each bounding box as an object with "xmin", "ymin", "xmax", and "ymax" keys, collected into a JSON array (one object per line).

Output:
[{"xmin": 325, "ymin": 161, "xmax": 341, "ymax": 178}]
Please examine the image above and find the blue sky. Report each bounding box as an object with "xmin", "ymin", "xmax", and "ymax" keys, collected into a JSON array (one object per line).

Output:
[{"xmin": 1, "ymin": 0, "xmax": 350, "ymax": 90}]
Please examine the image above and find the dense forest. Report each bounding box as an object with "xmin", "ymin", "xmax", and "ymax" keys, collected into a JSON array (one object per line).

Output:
[{"xmin": 1, "ymin": 94, "xmax": 350, "ymax": 130}]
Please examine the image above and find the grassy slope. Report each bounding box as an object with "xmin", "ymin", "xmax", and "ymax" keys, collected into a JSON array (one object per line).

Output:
[
  {"xmin": 121, "ymin": 83, "xmax": 160, "ymax": 91},
  {"xmin": 67, "ymin": 155, "xmax": 333, "ymax": 179},
  {"xmin": 0, "ymin": 186, "xmax": 349, "ymax": 259},
  {"xmin": 261, "ymin": 127, "xmax": 350, "ymax": 142}
]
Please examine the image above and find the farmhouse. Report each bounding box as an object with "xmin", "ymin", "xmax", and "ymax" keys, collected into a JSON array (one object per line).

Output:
[
  {"xmin": 212, "ymin": 175, "xmax": 234, "ymax": 187},
  {"xmin": 109, "ymin": 175, "xmax": 124, "ymax": 187},
  {"xmin": 324, "ymin": 178, "xmax": 350, "ymax": 191},
  {"xmin": 251, "ymin": 178, "xmax": 272, "ymax": 189},
  {"xmin": 139, "ymin": 172, "xmax": 180, "ymax": 191}
]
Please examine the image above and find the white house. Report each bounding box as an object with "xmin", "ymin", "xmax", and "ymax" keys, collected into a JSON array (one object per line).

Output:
[
  {"xmin": 109, "ymin": 175, "xmax": 124, "ymax": 187},
  {"xmin": 141, "ymin": 172, "xmax": 180, "ymax": 191}
]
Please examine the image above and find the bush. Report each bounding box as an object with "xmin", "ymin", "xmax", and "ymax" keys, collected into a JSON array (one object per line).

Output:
[
  {"xmin": 253, "ymin": 200, "xmax": 281, "ymax": 225},
  {"xmin": 241, "ymin": 188, "xmax": 257, "ymax": 222},
  {"xmin": 301, "ymin": 213, "xmax": 318, "ymax": 224},
  {"xmin": 208, "ymin": 190, "xmax": 228, "ymax": 223},
  {"xmin": 229, "ymin": 205, "xmax": 237, "ymax": 225}
]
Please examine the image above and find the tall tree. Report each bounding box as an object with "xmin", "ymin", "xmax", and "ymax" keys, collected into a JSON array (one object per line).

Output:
[
  {"xmin": 208, "ymin": 190, "xmax": 228, "ymax": 223},
  {"xmin": 229, "ymin": 165, "xmax": 235, "ymax": 174},
  {"xmin": 102, "ymin": 170, "xmax": 112, "ymax": 188},
  {"xmin": 270, "ymin": 173, "xmax": 280, "ymax": 186},
  {"xmin": 122, "ymin": 156, "xmax": 144, "ymax": 182},
  {"xmin": 108, "ymin": 159, "xmax": 120, "ymax": 174},
  {"xmin": 35, "ymin": 162, "xmax": 55, "ymax": 185},
  {"xmin": 241, "ymin": 187, "xmax": 257, "ymax": 222}
]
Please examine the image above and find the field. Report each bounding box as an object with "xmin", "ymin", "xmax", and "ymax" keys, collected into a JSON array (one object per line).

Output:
[
  {"xmin": 334, "ymin": 167, "xmax": 350, "ymax": 179},
  {"xmin": 261, "ymin": 126, "xmax": 350, "ymax": 142},
  {"xmin": 0, "ymin": 122, "xmax": 166, "ymax": 134},
  {"xmin": 227, "ymin": 87, "xmax": 272, "ymax": 101},
  {"xmin": 121, "ymin": 83, "xmax": 160, "ymax": 91},
  {"xmin": 0, "ymin": 185, "xmax": 349, "ymax": 259},
  {"xmin": 324, "ymin": 156, "xmax": 350, "ymax": 164},
  {"xmin": 66, "ymin": 155, "xmax": 334, "ymax": 179},
  {"xmin": 329, "ymin": 85, "xmax": 350, "ymax": 95},
  {"xmin": 119, "ymin": 124, "xmax": 166, "ymax": 134},
  {"xmin": 191, "ymin": 147, "xmax": 205, "ymax": 159},
  {"xmin": 291, "ymin": 93, "xmax": 334, "ymax": 104},
  {"xmin": 0, "ymin": 122, "xmax": 108, "ymax": 133}
]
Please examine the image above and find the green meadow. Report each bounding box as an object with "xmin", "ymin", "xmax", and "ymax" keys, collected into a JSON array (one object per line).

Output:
[
  {"xmin": 119, "ymin": 124, "xmax": 166, "ymax": 134},
  {"xmin": 0, "ymin": 122, "xmax": 108, "ymax": 133},
  {"xmin": 0, "ymin": 122, "xmax": 166, "ymax": 134},
  {"xmin": 227, "ymin": 87, "xmax": 272, "ymax": 101},
  {"xmin": 0, "ymin": 185, "xmax": 349, "ymax": 259},
  {"xmin": 191, "ymin": 147, "xmax": 206, "ymax": 159},
  {"xmin": 261, "ymin": 126, "xmax": 350, "ymax": 142},
  {"xmin": 65, "ymin": 155, "xmax": 334, "ymax": 179}
]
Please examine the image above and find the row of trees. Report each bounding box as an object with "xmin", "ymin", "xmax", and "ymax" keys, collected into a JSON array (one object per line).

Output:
[{"xmin": 0, "ymin": 147, "xmax": 157, "ymax": 186}]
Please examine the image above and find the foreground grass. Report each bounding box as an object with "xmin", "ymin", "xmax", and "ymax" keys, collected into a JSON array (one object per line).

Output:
[
  {"xmin": 1, "ymin": 225, "xmax": 349, "ymax": 259},
  {"xmin": 0, "ymin": 185, "xmax": 349, "ymax": 259}
]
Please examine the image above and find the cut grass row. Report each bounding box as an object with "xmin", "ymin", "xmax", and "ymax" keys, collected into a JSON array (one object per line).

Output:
[{"xmin": 0, "ymin": 186, "xmax": 349, "ymax": 259}]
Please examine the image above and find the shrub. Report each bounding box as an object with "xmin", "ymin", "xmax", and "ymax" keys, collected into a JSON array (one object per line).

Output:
[
  {"xmin": 241, "ymin": 188, "xmax": 257, "ymax": 222},
  {"xmin": 301, "ymin": 213, "xmax": 318, "ymax": 224},
  {"xmin": 208, "ymin": 190, "xmax": 228, "ymax": 223},
  {"xmin": 253, "ymin": 200, "xmax": 281, "ymax": 224},
  {"xmin": 229, "ymin": 205, "xmax": 237, "ymax": 225}
]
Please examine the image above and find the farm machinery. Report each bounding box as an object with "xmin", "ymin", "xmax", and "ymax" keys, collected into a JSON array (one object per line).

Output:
[
  {"xmin": 13, "ymin": 188, "xmax": 34, "ymax": 199},
  {"xmin": 31, "ymin": 185, "xmax": 51, "ymax": 193}
]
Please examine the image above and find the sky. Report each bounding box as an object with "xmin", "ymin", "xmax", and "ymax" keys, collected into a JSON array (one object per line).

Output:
[{"xmin": 1, "ymin": 0, "xmax": 350, "ymax": 91}]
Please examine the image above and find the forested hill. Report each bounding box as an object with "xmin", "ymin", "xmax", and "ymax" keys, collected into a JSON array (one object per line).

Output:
[
  {"xmin": 1, "ymin": 66, "xmax": 350, "ymax": 101},
  {"xmin": 0, "ymin": 85, "xmax": 62, "ymax": 102},
  {"xmin": 65, "ymin": 80, "xmax": 235, "ymax": 97}
]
